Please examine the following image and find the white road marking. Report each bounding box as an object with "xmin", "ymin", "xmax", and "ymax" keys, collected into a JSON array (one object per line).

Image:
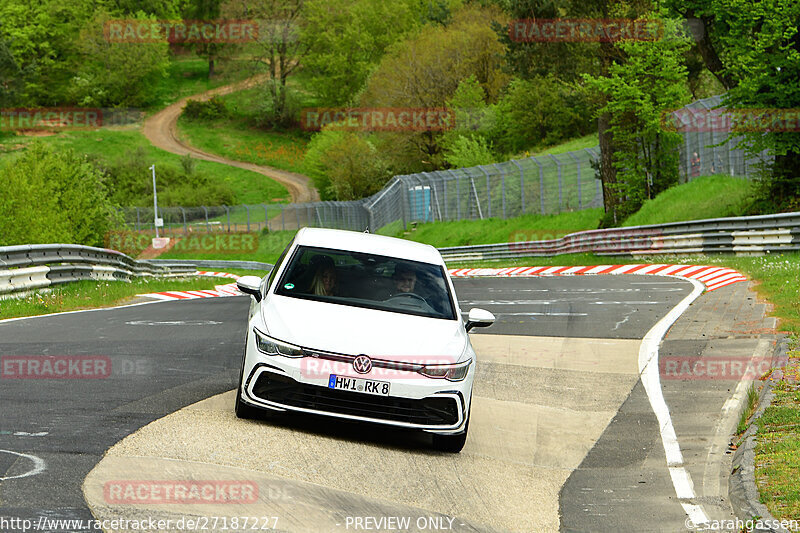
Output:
[
  {"xmin": 124, "ymin": 320, "xmax": 223, "ymax": 326},
  {"xmin": 638, "ymin": 276, "xmax": 710, "ymax": 526},
  {"xmin": 0, "ymin": 449, "xmax": 46, "ymax": 480}
]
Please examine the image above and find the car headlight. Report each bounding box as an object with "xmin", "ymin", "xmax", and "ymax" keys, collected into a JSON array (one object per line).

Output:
[
  {"xmin": 418, "ymin": 359, "xmax": 472, "ymax": 381},
  {"xmin": 253, "ymin": 329, "xmax": 305, "ymax": 358}
]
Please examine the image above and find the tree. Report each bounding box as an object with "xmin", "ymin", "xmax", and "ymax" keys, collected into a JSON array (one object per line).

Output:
[
  {"xmin": 584, "ymin": 15, "xmax": 691, "ymax": 223},
  {"xmin": 70, "ymin": 9, "xmax": 170, "ymax": 106},
  {"xmin": 301, "ymin": 0, "xmax": 421, "ymax": 106},
  {"xmin": 182, "ymin": 0, "xmax": 226, "ymax": 78},
  {"xmin": 360, "ymin": 5, "xmax": 509, "ymax": 172},
  {"xmin": 228, "ymin": 0, "xmax": 308, "ymax": 127},
  {"xmin": 714, "ymin": 0, "xmax": 800, "ymax": 210}
]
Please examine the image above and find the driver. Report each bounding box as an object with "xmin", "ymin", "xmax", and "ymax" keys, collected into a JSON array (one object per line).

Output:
[{"xmin": 392, "ymin": 264, "xmax": 417, "ymax": 294}]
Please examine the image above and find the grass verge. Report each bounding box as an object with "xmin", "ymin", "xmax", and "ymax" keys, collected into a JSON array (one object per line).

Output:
[
  {"xmin": 754, "ymin": 338, "xmax": 800, "ymax": 521},
  {"xmin": 0, "ymin": 267, "xmax": 269, "ymax": 321},
  {"xmin": 622, "ymin": 175, "xmax": 755, "ymax": 227}
]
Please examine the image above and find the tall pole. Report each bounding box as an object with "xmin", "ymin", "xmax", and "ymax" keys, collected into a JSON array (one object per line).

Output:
[{"xmin": 150, "ymin": 164, "xmax": 159, "ymax": 238}]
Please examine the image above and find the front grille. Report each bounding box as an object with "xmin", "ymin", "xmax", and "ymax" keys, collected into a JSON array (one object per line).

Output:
[{"xmin": 251, "ymin": 371, "xmax": 460, "ymax": 426}]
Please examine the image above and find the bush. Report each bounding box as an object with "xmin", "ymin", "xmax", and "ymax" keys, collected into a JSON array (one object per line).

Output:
[
  {"xmin": 491, "ymin": 76, "xmax": 593, "ymax": 155},
  {"xmin": 0, "ymin": 143, "xmax": 120, "ymax": 246},
  {"xmin": 183, "ymin": 96, "xmax": 228, "ymax": 120},
  {"xmin": 96, "ymin": 147, "xmax": 235, "ymax": 207},
  {"xmin": 443, "ymin": 135, "xmax": 495, "ymax": 168}
]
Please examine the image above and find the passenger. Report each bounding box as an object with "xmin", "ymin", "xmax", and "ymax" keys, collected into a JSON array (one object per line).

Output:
[
  {"xmin": 310, "ymin": 255, "xmax": 337, "ymax": 296},
  {"xmin": 392, "ymin": 264, "xmax": 417, "ymax": 294}
]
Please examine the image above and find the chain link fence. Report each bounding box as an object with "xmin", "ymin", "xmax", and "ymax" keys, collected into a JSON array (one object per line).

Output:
[{"xmin": 120, "ymin": 94, "xmax": 772, "ymax": 234}]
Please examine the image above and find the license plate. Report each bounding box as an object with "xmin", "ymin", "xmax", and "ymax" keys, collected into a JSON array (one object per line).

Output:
[{"xmin": 328, "ymin": 374, "xmax": 390, "ymax": 396}]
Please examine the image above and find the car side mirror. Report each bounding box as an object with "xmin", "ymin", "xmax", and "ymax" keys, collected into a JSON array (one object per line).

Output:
[
  {"xmin": 465, "ymin": 308, "xmax": 495, "ymax": 332},
  {"xmin": 236, "ymin": 276, "xmax": 263, "ymax": 302}
]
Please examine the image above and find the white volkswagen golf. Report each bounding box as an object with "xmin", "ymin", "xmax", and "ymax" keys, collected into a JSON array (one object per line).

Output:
[{"xmin": 234, "ymin": 227, "xmax": 494, "ymax": 452}]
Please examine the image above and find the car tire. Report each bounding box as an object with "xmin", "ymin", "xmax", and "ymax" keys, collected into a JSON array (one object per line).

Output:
[
  {"xmin": 431, "ymin": 416, "xmax": 469, "ymax": 453},
  {"xmin": 235, "ymin": 341, "xmax": 261, "ymax": 420}
]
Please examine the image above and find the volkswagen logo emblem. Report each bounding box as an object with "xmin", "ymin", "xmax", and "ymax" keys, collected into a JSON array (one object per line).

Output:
[{"xmin": 353, "ymin": 355, "xmax": 372, "ymax": 374}]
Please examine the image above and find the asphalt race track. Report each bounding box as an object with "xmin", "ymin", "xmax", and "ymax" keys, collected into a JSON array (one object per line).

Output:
[{"xmin": 0, "ymin": 275, "xmax": 763, "ymax": 532}]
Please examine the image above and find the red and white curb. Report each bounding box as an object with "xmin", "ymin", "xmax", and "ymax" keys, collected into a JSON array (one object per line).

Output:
[
  {"xmin": 447, "ymin": 264, "xmax": 747, "ymax": 292},
  {"xmin": 141, "ymin": 271, "xmax": 243, "ymax": 301}
]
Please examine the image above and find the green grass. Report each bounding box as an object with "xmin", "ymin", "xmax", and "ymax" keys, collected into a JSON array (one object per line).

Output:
[
  {"xmin": 175, "ymin": 84, "xmax": 313, "ymax": 175},
  {"xmin": 755, "ymin": 343, "xmax": 800, "ymax": 521},
  {"xmin": 0, "ymin": 130, "xmax": 290, "ymax": 205},
  {"xmin": 378, "ymin": 209, "xmax": 604, "ymax": 248},
  {"xmin": 178, "ymin": 115, "xmax": 309, "ymax": 176},
  {"xmin": 622, "ymin": 175, "xmax": 755, "ymax": 227},
  {"xmin": 527, "ymin": 134, "xmax": 599, "ymax": 157},
  {"xmin": 0, "ymin": 277, "xmax": 214, "ymax": 319}
]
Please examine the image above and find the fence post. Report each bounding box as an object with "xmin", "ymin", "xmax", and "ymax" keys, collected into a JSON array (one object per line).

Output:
[
  {"xmin": 244, "ymin": 205, "xmax": 250, "ymax": 232},
  {"xmin": 511, "ymin": 159, "xmax": 524, "ymax": 215},
  {"xmin": 548, "ymin": 154, "xmax": 563, "ymax": 212},
  {"xmin": 566, "ymin": 151, "xmax": 582, "ymax": 209},
  {"xmin": 179, "ymin": 207, "xmax": 187, "ymax": 233},
  {"xmin": 201, "ymin": 206, "xmax": 209, "ymax": 232},
  {"xmin": 530, "ymin": 157, "xmax": 545, "ymax": 215},
  {"xmin": 223, "ymin": 205, "xmax": 231, "ymax": 232},
  {"xmin": 479, "ymin": 166, "xmax": 492, "ymax": 219}
]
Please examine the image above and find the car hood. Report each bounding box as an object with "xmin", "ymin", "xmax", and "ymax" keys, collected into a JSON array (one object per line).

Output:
[{"xmin": 259, "ymin": 295, "xmax": 467, "ymax": 361}]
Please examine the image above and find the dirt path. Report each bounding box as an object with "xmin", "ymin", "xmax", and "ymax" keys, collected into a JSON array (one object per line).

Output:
[{"xmin": 142, "ymin": 75, "xmax": 319, "ymax": 203}]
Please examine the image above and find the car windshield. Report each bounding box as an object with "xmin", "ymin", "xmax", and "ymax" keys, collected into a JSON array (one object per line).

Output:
[{"xmin": 274, "ymin": 245, "xmax": 456, "ymax": 320}]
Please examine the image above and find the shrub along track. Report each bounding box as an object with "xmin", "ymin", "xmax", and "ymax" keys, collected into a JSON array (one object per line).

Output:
[{"xmin": 142, "ymin": 75, "xmax": 319, "ymax": 204}]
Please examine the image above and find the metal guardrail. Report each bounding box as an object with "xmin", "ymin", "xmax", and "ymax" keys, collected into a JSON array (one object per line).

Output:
[
  {"xmin": 144, "ymin": 259, "xmax": 273, "ymax": 271},
  {"xmin": 0, "ymin": 244, "xmax": 198, "ymax": 298},
  {"xmin": 438, "ymin": 212, "xmax": 800, "ymax": 261}
]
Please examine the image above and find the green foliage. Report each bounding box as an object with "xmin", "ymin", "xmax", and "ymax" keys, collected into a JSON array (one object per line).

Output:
[
  {"xmin": 69, "ymin": 9, "xmax": 170, "ymax": 107},
  {"xmin": 360, "ymin": 5, "xmax": 509, "ymax": 173},
  {"xmin": 96, "ymin": 147, "xmax": 235, "ymax": 207},
  {"xmin": 715, "ymin": 0, "xmax": 800, "ymax": 211},
  {"xmin": 303, "ymin": 129, "xmax": 391, "ymax": 200},
  {"xmin": 183, "ymin": 96, "xmax": 229, "ymax": 120},
  {"xmin": 492, "ymin": 75, "xmax": 593, "ymax": 154},
  {"xmin": 0, "ymin": 143, "xmax": 120, "ymax": 246},
  {"xmin": 303, "ymin": 128, "xmax": 347, "ymax": 200},
  {"xmin": 302, "ymin": 0, "xmax": 421, "ymax": 106},
  {"xmin": 584, "ymin": 15, "xmax": 691, "ymax": 223},
  {"xmin": 443, "ymin": 136, "xmax": 496, "ymax": 167}
]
